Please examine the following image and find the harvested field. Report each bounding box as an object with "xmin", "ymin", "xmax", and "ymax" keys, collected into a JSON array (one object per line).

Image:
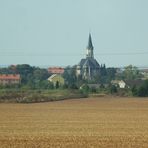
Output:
[{"xmin": 0, "ymin": 97, "xmax": 148, "ymax": 147}]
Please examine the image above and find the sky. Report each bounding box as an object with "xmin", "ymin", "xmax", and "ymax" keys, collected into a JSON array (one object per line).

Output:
[{"xmin": 0, "ymin": 0, "xmax": 148, "ymax": 68}]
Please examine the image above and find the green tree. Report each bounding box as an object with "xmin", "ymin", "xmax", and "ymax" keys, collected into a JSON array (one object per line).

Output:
[
  {"xmin": 122, "ymin": 65, "xmax": 141, "ymax": 80},
  {"xmin": 63, "ymin": 66, "xmax": 78, "ymax": 88},
  {"xmin": 16, "ymin": 64, "xmax": 34, "ymax": 84},
  {"xmin": 0, "ymin": 64, "xmax": 53, "ymax": 90},
  {"xmin": 137, "ymin": 80, "xmax": 148, "ymax": 97},
  {"xmin": 109, "ymin": 85, "xmax": 117, "ymax": 94},
  {"xmin": 55, "ymin": 81, "xmax": 59, "ymax": 89},
  {"xmin": 131, "ymin": 85, "xmax": 138, "ymax": 96},
  {"xmin": 80, "ymin": 84, "xmax": 89, "ymax": 94},
  {"xmin": 33, "ymin": 68, "xmax": 49, "ymax": 81}
]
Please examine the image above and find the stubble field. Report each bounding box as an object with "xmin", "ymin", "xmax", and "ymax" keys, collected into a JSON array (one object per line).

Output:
[{"xmin": 0, "ymin": 97, "xmax": 148, "ymax": 147}]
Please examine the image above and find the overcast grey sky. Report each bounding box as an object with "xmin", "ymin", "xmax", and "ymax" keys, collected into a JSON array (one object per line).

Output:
[{"xmin": 0, "ymin": 0, "xmax": 148, "ymax": 67}]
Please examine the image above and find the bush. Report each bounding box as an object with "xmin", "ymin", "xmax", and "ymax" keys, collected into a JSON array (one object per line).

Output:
[
  {"xmin": 109, "ymin": 85, "xmax": 117, "ymax": 94},
  {"xmin": 0, "ymin": 89, "xmax": 88, "ymax": 103},
  {"xmin": 89, "ymin": 87, "xmax": 97, "ymax": 93},
  {"xmin": 131, "ymin": 80, "xmax": 148, "ymax": 97},
  {"xmin": 131, "ymin": 85, "xmax": 138, "ymax": 96},
  {"xmin": 137, "ymin": 80, "xmax": 148, "ymax": 97},
  {"xmin": 80, "ymin": 84, "xmax": 89, "ymax": 94}
]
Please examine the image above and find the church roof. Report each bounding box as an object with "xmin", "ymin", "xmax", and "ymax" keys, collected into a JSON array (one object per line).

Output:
[{"xmin": 78, "ymin": 57, "xmax": 100, "ymax": 69}]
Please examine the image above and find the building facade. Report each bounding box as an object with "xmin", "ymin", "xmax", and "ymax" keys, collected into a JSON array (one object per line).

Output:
[
  {"xmin": 0, "ymin": 74, "xmax": 21, "ymax": 85},
  {"xmin": 76, "ymin": 34, "xmax": 100, "ymax": 80},
  {"xmin": 111, "ymin": 80, "xmax": 126, "ymax": 89},
  {"xmin": 48, "ymin": 74, "xmax": 65, "ymax": 86}
]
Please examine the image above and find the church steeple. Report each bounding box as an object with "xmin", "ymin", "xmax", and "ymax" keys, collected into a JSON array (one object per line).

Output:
[
  {"xmin": 76, "ymin": 33, "xmax": 100, "ymax": 80},
  {"xmin": 86, "ymin": 33, "xmax": 94, "ymax": 58}
]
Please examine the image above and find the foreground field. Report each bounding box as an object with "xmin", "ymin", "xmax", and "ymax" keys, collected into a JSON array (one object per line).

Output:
[{"xmin": 0, "ymin": 97, "xmax": 148, "ymax": 147}]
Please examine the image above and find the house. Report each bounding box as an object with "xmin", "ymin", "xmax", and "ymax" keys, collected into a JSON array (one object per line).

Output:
[
  {"xmin": 76, "ymin": 33, "xmax": 100, "ymax": 80},
  {"xmin": 0, "ymin": 74, "xmax": 21, "ymax": 85},
  {"xmin": 111, "ymin": 79, "xmax": 144, "ymax": 89},
  {"xmin": 48, "ymin": 67, "xmax": 64, "ymax": 74},
  {"xmin": 48, "ymin": 74, "xmax": 64, "ymax": 86},
  {"xmin": 111, "ymin": 80, "xmax": 126, "ymax": 88}
]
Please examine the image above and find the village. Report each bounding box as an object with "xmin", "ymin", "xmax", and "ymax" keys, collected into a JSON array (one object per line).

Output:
[
  {"xmin": 1, "ymin": 0, "xmax": 148, "ymax": 147},
  {"xmin": 0, "ymin": 34, "xmax": 148, "ymax": 102}
]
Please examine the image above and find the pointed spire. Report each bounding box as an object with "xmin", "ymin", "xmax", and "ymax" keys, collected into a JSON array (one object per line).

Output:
[
  {"xmin": 86, "ymin": 33, "xmax": 94, "ymax": 58},
  {"xmin": 87, "ymin": 33, "xmax": 93, "ymax": 50}
]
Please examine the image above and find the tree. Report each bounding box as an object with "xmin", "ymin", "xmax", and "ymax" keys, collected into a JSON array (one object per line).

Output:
[
  {"xmin": 0, "ymin": 64, "xmax": 53, "ymax": 90},
  {"xmin": 131, "ymin": 80, "xmax": 148, "ymax": 97},
  {"xmin": 95, "ymin": 66, "xmax": 117, "ymax": 84},
  {"xmin": 62, "ymin": 66, "xmax": 78, "ymax": 88},
  {"xmin": 16, "ymin": 64, "xmax": 34, "ymax": 84},
  {"xmin": 33, "ymin": 68, "xmax": 49, "ymax": 81},
  {"xmin": 109, "ymin": 85, "xmax": 117, "ymax": 94},
  {"xmin": 106, "ymin": 68, "xmax": 117, "ymax": 82},
  {"xmin": 122, "ymin": 65, "xmax": 141, "ymax": 80},
  {"xmin": 131, "ymin": 85, "xmax": 138, "ymax": 96},
  {"xmin": 55, "ymin": 81, "xmax": 59, "ymax": 89},
  {"xmin": 137, "ymin": 80, "xmax": 148, "ymax": 97},
  {"xmin": 80, "ymin": 84, "xmax": 89, "ymax": 94}
]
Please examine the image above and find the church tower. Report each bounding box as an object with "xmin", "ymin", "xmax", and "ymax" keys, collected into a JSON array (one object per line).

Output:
[
  {"xmin": 86, "ymin": 33, "xmax": 94, "ymax": 58},
  {"xmin": 76, "ymin": 33, "xmax": 100, "ymax": 80}
]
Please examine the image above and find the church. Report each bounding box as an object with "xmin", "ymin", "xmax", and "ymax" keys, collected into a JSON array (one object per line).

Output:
[{"xmin": 76, "ymin": 33, "xmax": 100, "ymax": 80}]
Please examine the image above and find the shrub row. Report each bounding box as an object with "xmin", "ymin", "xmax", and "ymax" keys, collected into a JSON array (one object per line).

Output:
[{"xmin": 0, "ymin": 90, "xmax": 87, "ymax": 103}]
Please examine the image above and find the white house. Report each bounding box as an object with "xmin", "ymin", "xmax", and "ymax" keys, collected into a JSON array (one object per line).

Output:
[{"xmin": 111, "ymin": 80, "xmax": 126, "ymax": 89}]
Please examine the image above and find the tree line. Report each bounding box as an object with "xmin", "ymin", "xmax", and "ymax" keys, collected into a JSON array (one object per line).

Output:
[
  {"xmin": 0, "ymin": 64, "xmax": 148, "ymax": 97},
  {"xmin": 0, "ymin": 64, "xmax": 53, "ymax": 89}
]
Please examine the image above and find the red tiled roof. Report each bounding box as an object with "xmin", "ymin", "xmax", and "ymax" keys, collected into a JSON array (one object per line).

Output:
[
  {"xmin": 0, "ymin": 74, "xmax": 21, "ymax": 80},
  {"xmin": 48, "ymin": 67, "xmax": 64, "ymax": 74}
]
